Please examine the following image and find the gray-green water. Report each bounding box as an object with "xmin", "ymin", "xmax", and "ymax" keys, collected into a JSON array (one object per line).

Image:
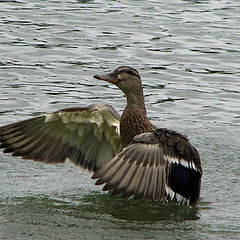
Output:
[{"xmin": 0, "ymin": 0, "xmax": 239, "ymax": 239}]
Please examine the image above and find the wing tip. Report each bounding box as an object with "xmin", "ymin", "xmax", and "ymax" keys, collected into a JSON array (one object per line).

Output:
[{"xmin": 166, "ymin": 163, "xmax": 201, "ymax": 207}]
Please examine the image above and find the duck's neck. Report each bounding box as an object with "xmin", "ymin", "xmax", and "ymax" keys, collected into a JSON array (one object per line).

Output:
[
  {"xmin": 126, "ymin": 91, "xmax": 146, "ymax": 113},
  {"xmin": 120, "ymin": 91, "xmax": 156, "ymax": 147}
]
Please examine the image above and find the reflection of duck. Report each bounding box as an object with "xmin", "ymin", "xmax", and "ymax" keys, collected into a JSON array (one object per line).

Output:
[{"xmin": 0, "ymin": 66, "xmax": 202, "ymax": 206}]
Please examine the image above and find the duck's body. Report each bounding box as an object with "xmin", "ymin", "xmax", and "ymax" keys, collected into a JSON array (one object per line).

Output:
[{"xmin": 0, "ymin": 66, "xmax": 202, "ymax": 206}]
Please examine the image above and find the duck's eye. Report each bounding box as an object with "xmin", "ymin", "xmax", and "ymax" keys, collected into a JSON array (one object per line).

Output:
[
  {"xmin": 118, "ymin": 70, "xmax": 133, "ymax": 77},
  {"xmin": 117, "ymin": 69, "xmax": 137, "ymax": 81},
  {"xmin": 126, "ymin": 70, "xmax": 134, "ymax": 75}
]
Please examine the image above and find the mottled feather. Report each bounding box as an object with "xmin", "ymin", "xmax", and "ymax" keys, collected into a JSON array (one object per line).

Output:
[{"xmin": 0, "ymin": 104, "xmax": 122, "ymax": 171}]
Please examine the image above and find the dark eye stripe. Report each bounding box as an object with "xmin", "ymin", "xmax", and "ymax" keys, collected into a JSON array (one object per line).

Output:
[
  {"xmin": 126, "ymin": 70, "xmax": 135, "ymax": 75},
  {"xmin": 117, "ymin": 67, "xmax": 140, "ymax": 78}
]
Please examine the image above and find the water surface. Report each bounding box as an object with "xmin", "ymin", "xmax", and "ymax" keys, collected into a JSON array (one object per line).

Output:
[{"xmin": 0, "ymin": 0, "xmax": 240, "ymax": 239}]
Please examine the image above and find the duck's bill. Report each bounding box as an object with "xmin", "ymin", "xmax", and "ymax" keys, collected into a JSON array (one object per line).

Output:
[{"xmin": 94, "ymin": 72, "xmax": 118, "ymax": 84}]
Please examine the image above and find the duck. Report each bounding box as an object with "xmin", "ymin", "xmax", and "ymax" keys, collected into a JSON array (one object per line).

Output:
[{"xmin": 0, "ymin": 66, "xmax": 202, "ymax": 207}]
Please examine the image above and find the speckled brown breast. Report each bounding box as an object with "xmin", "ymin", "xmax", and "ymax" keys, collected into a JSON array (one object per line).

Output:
[{"xmin": 120, "ymin": 106, "xmax": 156, "ymax": 147}]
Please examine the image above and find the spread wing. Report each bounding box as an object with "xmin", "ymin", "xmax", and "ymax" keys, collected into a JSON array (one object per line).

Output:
[
  {"xmin": 92, "ymin": 128, "xmax": 202, "ymax": 206},
  {"xmin": 0, "ymin": 104, "xmax": 122, "ymax": 172}
]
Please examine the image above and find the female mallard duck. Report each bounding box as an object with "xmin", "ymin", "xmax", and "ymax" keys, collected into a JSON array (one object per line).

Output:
[{"xmin": 0, "ymin": 66, "xmax": 202, "ymax": 206}]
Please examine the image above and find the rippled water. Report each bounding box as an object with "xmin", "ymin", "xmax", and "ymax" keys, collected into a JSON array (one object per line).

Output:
[{"xmin": 0, "ymin": 0, "xmax": 240, "ymax": 239}]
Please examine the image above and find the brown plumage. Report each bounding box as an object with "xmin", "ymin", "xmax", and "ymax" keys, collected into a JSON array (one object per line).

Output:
[{"xmin": 0, "ymin": 66, "xmax": 202, "ymax": 206}]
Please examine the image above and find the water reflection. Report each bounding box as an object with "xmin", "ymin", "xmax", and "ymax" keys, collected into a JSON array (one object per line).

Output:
[
  {"xmin": 1, "ymin": 193, "xmax": 200, "ymax": 224},
  {"xmin": 77, "ymin": 193, "xmax": 200, "ymax": 222}
]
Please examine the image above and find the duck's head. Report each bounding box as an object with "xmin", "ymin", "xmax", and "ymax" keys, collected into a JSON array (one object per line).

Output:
[{"xmin": 94, "ymin": 66, "xmax": 142, "ymax": 95}]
